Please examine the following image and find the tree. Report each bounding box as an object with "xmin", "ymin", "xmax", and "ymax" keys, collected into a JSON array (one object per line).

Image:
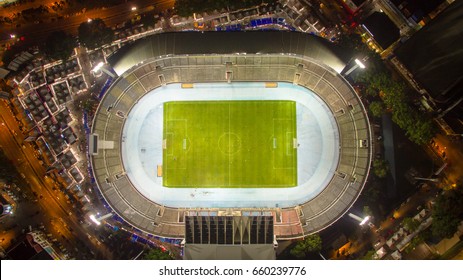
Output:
[
  {"xmin": 372, "ymin": 159, "xmax": 389, "ymax": 178},
  {"xmin": 336, "ymin": 32, "xmax": 436, "ymax": 144},
  {"xmin": 0, "ymin": 150, "xmax": 23, "ymax": 184},
  {"xmin": 431, "ymin": 186, "xmax": 463, "ymax": 239},
  {"xmin": 404, "ymin": 116, "xmax": 435, "ymax": 145},
  {"xmin": 0, "ymin": 78, "xmax": 13, "ymax": 93},
  {"xmin": 405, "ymin": 233, "xmax": 425, "ymax": 254},
  {"xmin": 1, "ymin": 40, "xmax": 30, "ymax": 65},
  {"xmin": 42, "ymin": 31, "xmax": 76, "ymax": 62},
  {"xmin": 354, "ymin": 54, "xmax": 436, "ymax": 145},
  {"xmin": 362, "ymin": 180, "xmax": 383, "ymax": 205},
  {"xmin": 363, "ymin": 205, "xmax": 373, "ymax": 217},
  {"xmin": 402, "ymin": 217, "xmax": 420, "ymax": 232},
  {"xmin": 431, "ymin": 215, "xmax": 460, "ymax": 240},
  {"xmin": 362, "ymin": 249, "xmax": 376, "ymax": 260},
  {"xmin": 290, "ymin": 234, "xmax": 322, "ymax": 258},
  {"xmin": 142, "ymin": 248, "xmax": 173, "ymax": 260},
  {"xmin": 139, "ymin": 14, "xmax": 158, "ymax": 28},
  {"xmin": 75, "ymin": 0, "xmax": 125, "ymax": 10},
  {"xmin": 82, "ymin": 98, "xmax": 97, "ymax": 112},
  {"xmin": 21, "ymin": 6, "xmax": 49, "ymax": 22},
  {"xmin": 369, "ymin": 101, "xmax": 385, "ymax": 118},
  {"xmin": 174, "ymin": 0, "xmax": 277, "ymax": 17},
  {"xmin": 336, "ymin": 33, "xmax": 370, "ymax": 57},
  {"xmin": 78, "ymin": 18, "xmax": 114, "ymax": 50}
]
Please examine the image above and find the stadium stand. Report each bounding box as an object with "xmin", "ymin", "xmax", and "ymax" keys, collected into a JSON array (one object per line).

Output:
[{"xmin": 91, "ymin": 32, "xmax": 371, "ymax": 240}]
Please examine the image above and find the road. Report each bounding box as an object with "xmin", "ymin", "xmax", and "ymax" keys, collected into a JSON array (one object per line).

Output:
[
  {"xmin": 0, "ymin": 100, "xmax": 113, "ymax": 259},
  {"xmin": 1, "ymin": 0, "xmax": 175, "ymax": 44},
  {"xmin": 0, "ymin": 0, "xmax": 57, "ymax": 17},
  {"xmin": 430, "ymin": 133, "xmax": 463, "ymax": 185}
]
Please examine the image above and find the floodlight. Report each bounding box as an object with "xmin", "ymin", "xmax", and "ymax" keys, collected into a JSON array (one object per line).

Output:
[
  {"xmin": 359, "ymin": 215, "xmax": 370, "ymax": 226},
  {"xmin": 355, "ymin": 58, "xmax": 366, "ymax": 69},
  {"xmin": 89, "ymin": 214, "xmax": 101, "ymax": 225},
  {"xmin": 92, "ymin": 62, "xmax": 104, "ymax": 72}
]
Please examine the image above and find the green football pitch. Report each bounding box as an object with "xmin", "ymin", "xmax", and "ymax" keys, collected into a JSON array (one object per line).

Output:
[{"xmin": 162, "ymin": 101, "xmax": 297, "ymax": 188}]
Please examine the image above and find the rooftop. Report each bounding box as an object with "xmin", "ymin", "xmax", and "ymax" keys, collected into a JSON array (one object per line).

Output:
[
  {"xmin": 361, "ymin": 12, "xmax": 400, "ymax": 50},
  {"xmin": 395, "ymin": 1, "xmax": 463, "ymax": 101}
]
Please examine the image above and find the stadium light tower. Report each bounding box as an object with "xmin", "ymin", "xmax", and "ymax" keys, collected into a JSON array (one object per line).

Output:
[
  {"xmin": 343, "ymin": 58, "xmax": 367, "ymax": 77},
  {"xmin": 92, "ymin": 62, "xmax": 117, "ymax": 78},
  {"xmin": 348, "ymin": 213, "xmax": 370, "ymax": 226},
  {"xmin": 89, "ymin": 213, "xmax": 113, "ymax": 226}
]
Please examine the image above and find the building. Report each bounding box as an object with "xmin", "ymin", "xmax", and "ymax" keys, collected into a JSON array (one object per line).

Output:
[
  {"xmin": 393, "ymin": 1, "xmax": 463, "ymax": 134},
  {"xmin": 4, "ymin": 231, "xmax": 60, "ymax": 260},
  {"xmin": 90, "ymin": 32, "xmax": 371, "ymax": 252},
  {"xmin": 368, "ymin": 0, "xmax": 452, "ymax": 36},
  {"xmin": 183, "ymin": 215, "xmax": 276, "ymax": 260},
  {"xmin": 388, "ymin": 0, "xmax": 449, "ymax": 25},
  {"xmin": 360, "ymin": 12, "xmax": 400, "ymax": 53}
]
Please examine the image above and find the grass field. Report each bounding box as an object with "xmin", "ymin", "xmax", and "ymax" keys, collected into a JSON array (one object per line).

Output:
[{"xmin": 162, "ymin": 100, "xmax": 297, "ymax": 188}]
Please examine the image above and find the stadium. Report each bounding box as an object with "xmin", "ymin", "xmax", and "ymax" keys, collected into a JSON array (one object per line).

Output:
[{"xmin": 90, "ymin": 32, "xmax": 372, "ymax": 245}]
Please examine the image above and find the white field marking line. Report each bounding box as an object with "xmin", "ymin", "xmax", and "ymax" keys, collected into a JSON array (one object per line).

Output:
[
  {"xmin": 164, "ymin": 111, "xmax": 168, "ymax": 179},
  {"xmin": 165, "ymin": 119, "xmax": 187, "ymax": 170},
  {"xmin": 286, "ymin": 131, "xmax": 292, "ymax": 156},
  {"xmin": 165, "ymin": 166, "xmax": 187, "ymax": 171},
  {"xmin": 273, "ymin": 138, "xmax": 277, "ymax": 149},
  {"xmin": 165, "ymin": 133, "xmax": 174, "ymax": 155},
  {"xmin": 228, "ymin": 103, "xmax": 231, "ymax": 187},
  {"xmin": 184, "ymin": 118, "xmax": 191, "ymax": 154},
  {"xmin": 168, "ymin": 183, "xmax": 294, "ymax": 187},
  {"xmin": 272, "ymin": 118, "xmax": 295, "ymax": 170},
  {"xmin": 179, "ymin": 119, "xmax": 188, "ymax": 169},
  {"xmin": 273, "ymin": 118, "xmax": 275, "ymax": 169},
  {"xmin": 184, "ymin": 119, "xmax": 188, "ymax": 168}
]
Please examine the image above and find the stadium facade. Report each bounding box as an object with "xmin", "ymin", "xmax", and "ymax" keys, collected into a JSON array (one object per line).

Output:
[{"xmin": 90, "ymin": 32, "xmax": 372, "ymax": 241}]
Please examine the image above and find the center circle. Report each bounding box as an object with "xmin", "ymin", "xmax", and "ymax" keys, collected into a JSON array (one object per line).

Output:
[{"xmin": 218, "ymin": 133, "xmax": 242, "ymax": 155}]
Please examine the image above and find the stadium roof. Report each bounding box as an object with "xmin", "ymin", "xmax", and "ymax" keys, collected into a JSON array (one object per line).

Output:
[{"xmin": 108, "ymin": 31, "xmax": 353, "ymax": 76}]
